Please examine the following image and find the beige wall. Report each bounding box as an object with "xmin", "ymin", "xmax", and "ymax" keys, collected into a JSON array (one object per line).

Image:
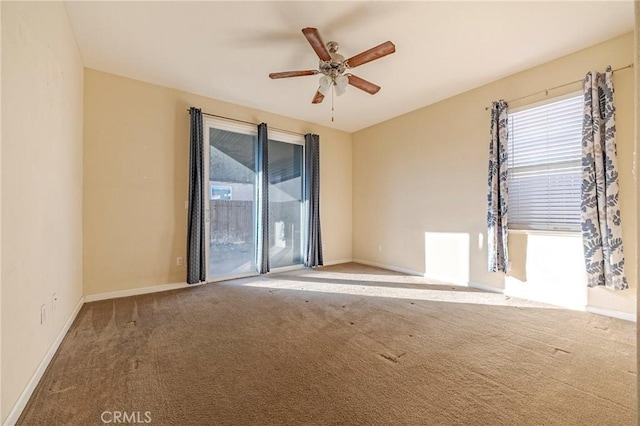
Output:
[
  {"xmin": 1, "ymin": 2, "xmax": 84, "ymax": 422},
  {"xmin": 83, "ymin": 70, "xmax": 352, "ymax": 296},
  {"xmin": 0, "ymin": 0, "xmax": 3, "ymax": 418},
  {"xmin": 634, "ymin": 2, "xmax": 639, "ymax": 419},
  {"xmin": 0, "ymin": 1, "xmax": 3, "ymax": 417},
  {"xmin": 353, "ymin": 33, "xmax": 636, "ymax": 315}
]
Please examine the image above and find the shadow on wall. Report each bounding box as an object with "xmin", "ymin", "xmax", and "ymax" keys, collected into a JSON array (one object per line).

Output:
[{"xmin": 171, "ymin": 101, "xmax": 191, "ymax": 281}]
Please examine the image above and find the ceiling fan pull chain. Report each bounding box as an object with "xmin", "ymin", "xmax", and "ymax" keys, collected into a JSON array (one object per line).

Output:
[{"xmin": 331, "ymin": 84, "xmax": 335, "ymax": 122}]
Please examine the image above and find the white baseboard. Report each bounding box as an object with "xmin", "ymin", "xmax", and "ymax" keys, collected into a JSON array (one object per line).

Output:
[
  {"xmin": 4, "ymin": 297, "xmax": 85, "ymax": 426},
  {"xmin": 586, "ymin": 306, "xmax": 636, "ymax": 322},
  {"xmin": 84, "ymin": 281, "xmax": 191, "ymax": 302},
  {"xmin": 352, "ymin": 259, "xmax": 424, "ymax": 277},
  {"xmin": 322, "ymin": 258, "xmax": 353, "ymax": 266}
]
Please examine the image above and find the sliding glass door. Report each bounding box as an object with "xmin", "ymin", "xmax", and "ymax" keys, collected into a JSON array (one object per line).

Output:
[
  {"xmin": 205, "ymin": 121, "xmax": 258, "ymax": 279},
  {"xmin": 204, "ymin": 119, "xmax": 305, "ymax": 280},
  {"xmin": 268, "ymin": 138, "xmax": 304, "ymax": 269}
]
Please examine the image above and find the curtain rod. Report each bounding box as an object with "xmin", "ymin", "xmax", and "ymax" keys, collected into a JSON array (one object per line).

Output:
[
  {"xmin": 187, "ymin": 109, "xmax": 307, "ymax": 137},
  {"xmin": 484, "ymin": 63, "xmax": 634, "ymax": 111}
]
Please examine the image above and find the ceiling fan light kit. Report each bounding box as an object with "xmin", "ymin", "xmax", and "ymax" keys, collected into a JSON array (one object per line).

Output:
[
  {"xmin": 318, "ymin": 74, "xmax": 348, "ymax": 97},
  {"xmin": 269, "ymin": 27, "xmax": 396, "ymax": 119}
]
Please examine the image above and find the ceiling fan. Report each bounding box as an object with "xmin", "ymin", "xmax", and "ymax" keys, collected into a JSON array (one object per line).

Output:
[{"xmin": 269, "ymin": 27, "xmax": 396, "ymax": 104}]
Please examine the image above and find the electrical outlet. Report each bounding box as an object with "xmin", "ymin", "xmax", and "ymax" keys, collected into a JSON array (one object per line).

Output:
[
  {"xmin": 52, "ymin": 293, "xmax": 57, "ymax": 312},
  {"xmin": 40, "ymin": 305, "xmax": 46, "ymax": 324},
  {"xmin": 378, "ymin": 245, "xmax": 383, "ymax": 252},
  {"xmin": 184, "ymin": 200, "xmax": 188, "ymax": 210},
  {"xmin": 176, "ymin": 257, "xmax": 184, "ymax": 266}
]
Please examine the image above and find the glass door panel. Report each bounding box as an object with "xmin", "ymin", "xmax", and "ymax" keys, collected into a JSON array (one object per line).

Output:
[
  {"xmin": 268, "ymin": 139, "xmax": 304, "ymax": 269},
  {"xmin": 208, "ymin": 128, "xmax": 258, "ymax": 277}
]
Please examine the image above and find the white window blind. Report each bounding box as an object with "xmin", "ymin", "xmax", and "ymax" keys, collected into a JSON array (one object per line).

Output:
[{"xmin": 507, "ymin": 95, "xmax": 583, "ymax": 231}]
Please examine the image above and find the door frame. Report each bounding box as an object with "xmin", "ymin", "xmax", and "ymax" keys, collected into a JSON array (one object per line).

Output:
[{"xmin": 203, "ymin": 118, "xmax": 307, "ymax": 281}]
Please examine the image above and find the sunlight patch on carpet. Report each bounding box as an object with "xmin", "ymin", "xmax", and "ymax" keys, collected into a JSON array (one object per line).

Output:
[{"xmin": 238, "ymin": 279, "xmax": 558, "ymax": 308}]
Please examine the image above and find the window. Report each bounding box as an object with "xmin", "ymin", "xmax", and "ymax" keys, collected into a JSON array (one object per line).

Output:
[
  {"xmin": 210, "ymin": 185, "xmax": 232, "ymax": 200},
  {"xmin": 507, "ymin": 94, "xmax": 582, "ymax": 232}
]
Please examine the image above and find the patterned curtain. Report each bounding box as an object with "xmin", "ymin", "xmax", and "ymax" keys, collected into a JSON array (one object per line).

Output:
[
  {"xmin": 487, "ymin": 100, "xmax": 509, "ymax": 273},
  {"xmin": 257, "ymin": 123, "xmax": 270, "ymax": 274},
  {"xmin": 187, "ymin": 107, "xmax": 206, "ymax": 284},
  {"xmin": 581, "ymin": 67, "xmax": 627, "ymax": 290},
  {"xmin": 304, "ymin": 134, "xmax": 323, "ymax": 267}
]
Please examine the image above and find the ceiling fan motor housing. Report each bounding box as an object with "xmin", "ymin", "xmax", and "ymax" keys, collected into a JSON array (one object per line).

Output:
[{"xmin": 319, "ymin": 41, "xmax": 346, "ymax": 78}]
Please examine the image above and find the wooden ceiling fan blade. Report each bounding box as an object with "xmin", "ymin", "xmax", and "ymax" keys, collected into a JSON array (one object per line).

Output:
[
  {"xmin": 345, "ymin": 41, "xmax": 395, "ymax": 68},
  {"xmin": 269, "ymin": 70, "xmax": 318, "ymax": 79},
  {"xmin": 302, "ymin": 27, "xmax": 331, "ymax": 62},
  {"xmin": 312, "ymin": 91, "xmax": 325, "ymax": 104},
  {"xmin": 347, "ymin": 74, "xmax": 381, "ymax": 95}
]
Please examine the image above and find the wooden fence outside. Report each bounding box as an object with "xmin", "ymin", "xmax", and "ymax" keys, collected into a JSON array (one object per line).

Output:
[
  {"xmin": 210, "ymin": 199, "xmax": 302, "ymax": 246},
  {"xmin": 210, "ymin": 200, "xmax": 253, "ymax": 244}
]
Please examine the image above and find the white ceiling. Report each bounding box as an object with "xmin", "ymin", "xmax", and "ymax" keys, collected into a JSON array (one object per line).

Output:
[{"xmin": 65, "ymin": 1, "xmax": 634, "ymax": 133}]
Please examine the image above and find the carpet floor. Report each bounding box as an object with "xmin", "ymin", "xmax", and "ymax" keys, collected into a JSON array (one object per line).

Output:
[{"xmin": 19, "ymin": 263, "xmax": 636, "ymax": 425}]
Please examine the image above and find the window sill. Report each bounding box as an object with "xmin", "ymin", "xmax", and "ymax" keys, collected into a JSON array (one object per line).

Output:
[{"xmin": 508, "ymin": 229, "xmax": 581, "ymax": 237}]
